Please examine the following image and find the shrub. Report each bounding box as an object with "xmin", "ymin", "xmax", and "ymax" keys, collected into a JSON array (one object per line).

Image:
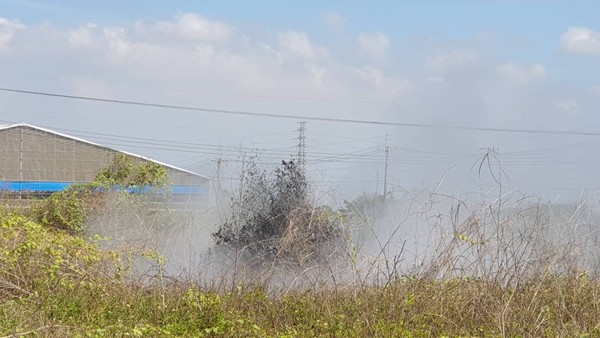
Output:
[
  {"xmin": 95, "ymin": 153, "xmax": 170, "ymax": 189},
  {"xmin": 213, "ymin": 159, "xmax": 347, "ymax": 265},
  {"xmin": 0, "ymin": 212, "xmax": 108, "ymax": 300},
  {"xmin": 30, "ymin": 153, "xmax": 170, "ymax": 233}
]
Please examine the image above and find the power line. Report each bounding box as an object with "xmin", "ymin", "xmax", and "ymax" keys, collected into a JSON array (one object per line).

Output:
[
  {"xmin": 11, "ymin": 122, "xmax": 600, "ymax": 168},
  {"xmin": 34, "ymin": 119, "xmax": 600, "ymax": 163},
  {"xmin": 10, "ymin": 119, "xmax": 600, "ymax": 168},
  {"xmin": 0, "ymin": 72, "xmax": 390, "ymax": 105},
  {"xmin": 35, "ymin": 122, "xmax": 389, "ymax": 161},
  {"xmin": 3, "ymin": 87, "xmax": 600, "ymax": 136}
]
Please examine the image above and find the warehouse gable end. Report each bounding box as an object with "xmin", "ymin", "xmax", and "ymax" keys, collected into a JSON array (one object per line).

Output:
[{"xmin": 0, "ymin": 123, "xmax": 209, "ymax": 208}]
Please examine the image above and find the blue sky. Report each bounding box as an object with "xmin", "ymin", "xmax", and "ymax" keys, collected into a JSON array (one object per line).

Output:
[
  {"xmin": 4, "ymin": 1, "xmax": 598, "ymax": 43},
  {"xmin": 4, "ymin": 1, "xmax": 599, "ymax": 78},
  {"xmin": 2, "ymin": 0, "xmax": 600, "ymax": 199},
  {"xmin": 3, "ymin": 1, "xmax": 598, "ymax": 66}
]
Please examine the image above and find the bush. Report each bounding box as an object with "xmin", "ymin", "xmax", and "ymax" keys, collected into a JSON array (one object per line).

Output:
[
  {"xmin": 213, "ymin": 159, "xmax": 347, "ymax": 265},
  {"xmin": 31, "ymin": 154, "xmax": 170, "ymax": 233},
  {"xmin": 0, "ymin": 212, "xmax": 109, "ymax": 300},
  {"xmin": 95, "ymin": 153, "xmax": 170, "ymax": 189}
]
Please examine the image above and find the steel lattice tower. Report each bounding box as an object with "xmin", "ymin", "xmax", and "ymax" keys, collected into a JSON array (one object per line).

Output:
[{"xmin": 297, "ymin": 121, "xmax": 307, "ymax": 173}]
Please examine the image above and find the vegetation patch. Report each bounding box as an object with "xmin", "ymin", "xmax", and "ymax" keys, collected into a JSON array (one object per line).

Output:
[
  {"xmin": 213, "ymin": 159, "xmax": 348, "ymax": 267},
  {"xmin": 3, "ymin": 154, "xmax": 600, "ymax": 336},
  {"xmin": 29, "ymin": 153, "xmax": 169, "ymax": 233}
]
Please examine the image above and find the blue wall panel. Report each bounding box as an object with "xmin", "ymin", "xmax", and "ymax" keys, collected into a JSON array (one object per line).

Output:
[{"xmin": 0, "ymin": 181, "xmax": 207, "ymax": 195}]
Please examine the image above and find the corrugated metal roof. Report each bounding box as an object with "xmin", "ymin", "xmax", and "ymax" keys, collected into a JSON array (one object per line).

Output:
[{"xmin": 0, "ymin": 123, "xmax": 209, "ymax": 180}]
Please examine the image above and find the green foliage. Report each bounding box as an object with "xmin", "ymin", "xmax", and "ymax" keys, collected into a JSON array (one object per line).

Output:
[
  {"xmin": 131, "ymin": 161, "xmax": 170, "ymax": 188},
  {"xmin": 31, "ymin": 153, "xmax": 170, "ymax": 233},
  {"xmin": 95, "ymin": 153, "xmax": 170, "ymax": 189},
  {"xmin": 0, "ymin": 212, "xmax": 108, "ymax": 299},
  {"xmin": 4, "ymin": 152, "xmax": 600, "ymax": 336},
  {"xmin": 95, "ymin": 153, "xmax": 134, "ymax": 187},
  {"xmin": 1, "ymin": 211, "xmax": 600, "ymax": 337},
  {"xmin": 33, "ymin": 188, "xmax": 87, "ymax": 233}
]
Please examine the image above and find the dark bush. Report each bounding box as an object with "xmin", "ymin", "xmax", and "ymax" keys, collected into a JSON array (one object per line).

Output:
[{"xmin": 213, "ymin": 159, "xmax": 347, "ymax": 265}]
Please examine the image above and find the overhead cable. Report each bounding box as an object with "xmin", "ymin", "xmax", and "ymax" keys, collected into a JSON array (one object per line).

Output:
[{"xmin": 2, "ymin": 87, "xmax": 600, "ymax": 136}]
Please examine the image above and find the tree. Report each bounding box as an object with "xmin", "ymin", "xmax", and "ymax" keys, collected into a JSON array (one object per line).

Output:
[{"xmin": 94, "ymin": 153, "xmax": 169, "ymax": 189}]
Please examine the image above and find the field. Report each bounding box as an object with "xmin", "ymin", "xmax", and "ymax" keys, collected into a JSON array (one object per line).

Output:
[{"xmin": 2, "ymin": 158, "xmax": 600, "ymax": 337}]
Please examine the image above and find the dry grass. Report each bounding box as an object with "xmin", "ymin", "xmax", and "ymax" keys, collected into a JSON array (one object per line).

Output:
[{"xmin": 3, "ymin": 155, "xmax": 600, "ymax": 336}]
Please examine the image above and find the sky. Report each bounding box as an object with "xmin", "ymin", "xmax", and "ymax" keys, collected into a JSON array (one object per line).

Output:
[{"xmin": 2, "ymin": 0, "xmax": 600, "ymax": 201}]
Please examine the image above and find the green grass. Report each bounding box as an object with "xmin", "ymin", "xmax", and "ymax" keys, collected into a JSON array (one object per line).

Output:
[
  {"xmin": 3, "ymin": 270, "xmax": 600, "ymax": 336},
  {"xmin": 2, "ymin": 211, "xmax": 600, "ymax": 337}
]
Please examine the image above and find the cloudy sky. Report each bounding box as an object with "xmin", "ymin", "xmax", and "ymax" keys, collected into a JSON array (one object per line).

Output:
[{"xmin": 2, "ymin": 0, "xmax": 600, "ymax": 201}]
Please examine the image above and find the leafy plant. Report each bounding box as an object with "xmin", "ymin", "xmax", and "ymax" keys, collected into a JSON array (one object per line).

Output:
[
  {"xmin": 95, "ymin": 153, "xmax": 170, "ymax": 189},
  {"xmin": 32, "ymin": 187, "xmax": 88, "ymax": 233},
  {"xmin": 0, "ymin": 212, "xmax": 109, "ymax": 299},
  {"xmin": 31, "ymin": 153, "xmax": 170, "ymax": 233}
]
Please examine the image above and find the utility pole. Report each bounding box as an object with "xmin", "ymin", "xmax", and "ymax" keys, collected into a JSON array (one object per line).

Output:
[
  {"xmin": 382, "ymin": 134, "xmax": 397, "ymax": 201},
  {"xmin": 297, "ymin": 122, "xmax": 307, "ymax": 174},
  {"xmin": 211, "ymin": 156, "xmax": 228, "ymax": 209},
  {"xmin": 383, "ymin": 134, "xmax": 389, "ymax": 200}
]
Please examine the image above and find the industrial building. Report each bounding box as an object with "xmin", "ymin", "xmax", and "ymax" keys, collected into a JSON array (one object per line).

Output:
[{"xmin": 0, "ymin": 123, "xmax": 209, "ymax": 208}]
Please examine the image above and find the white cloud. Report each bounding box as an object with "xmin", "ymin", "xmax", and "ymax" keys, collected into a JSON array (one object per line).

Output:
[
  {"xmin": 277, "ymin": 30, "xmax": 317, "ymax": 59},
  {"xmin": 308, "ymin": 65, "xmax": 326, "ymax": 86},
  {"xmin": 102, "ymin": 27, "xmax": 132, "ymax": 56},
  {"xmin": 353, "ymin": 65, "xmax": 411, "ymax": 99},
  {"xmin": 425, "ymin": 76, "xmax": 445, "ymax": 84},
  {"xmin": 175, "ymin": 13, "xmax": 232, "ymax": 42},
  {"xmin": 68, "ymin": 23, "xmax": 98, "ymax": 48},
  {"xmin": 560, "ymin": 27, "xmax": 600, "ymax": 55},
  {"xmin": 354, "ymin": 65, "xmax": 384, "ymax": 87},
  {"xmin": 4, "ymin": 11, "xmax": 600, "ymax": 200},
  {"xmin": 555, "ymin": 99, "xmax": 578, "ymax": 112},
  {"xmin": 496, "ymin": 62, "xmax": 546, "ymax": 84},
  {"xmin": 357, "ymin": 33, "xmax": 389, "ymax": 60},
  {"xmin": 530, "ymin": 63, "xmax": 546, "ymax": 77},
  {"xmin": 323, "ymin": 12, "xmax": 346, "ymax": 30},
  {"xmin": 69, "ymin": 77, "xmax": 117, "ymax": 99},
  {"xmin": 425, "ymin": 49, "xmax": 479, "ymax": 71},
  {"xmin": 23, "ymin": 14, "xmax": 337, "ymax": 96},
  {"xmin": 560, "ymin": 27, "xmax": 600, "ymax": 56},
  {"xmin": 118, "ymin": 13, "xmax": 233, "ymax": 47},
  {"xmin": 153, "ymin": 13, "xmax": 233, "ymax": 42},
  {"xmin": 0, "ymin": 17, "xmax": 25, "ymax": 51}
]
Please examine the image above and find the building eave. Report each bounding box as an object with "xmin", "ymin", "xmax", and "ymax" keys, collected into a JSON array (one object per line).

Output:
[{"xmin": 0, "ymin": 123, "xmax": 209, "ymax": 180}]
